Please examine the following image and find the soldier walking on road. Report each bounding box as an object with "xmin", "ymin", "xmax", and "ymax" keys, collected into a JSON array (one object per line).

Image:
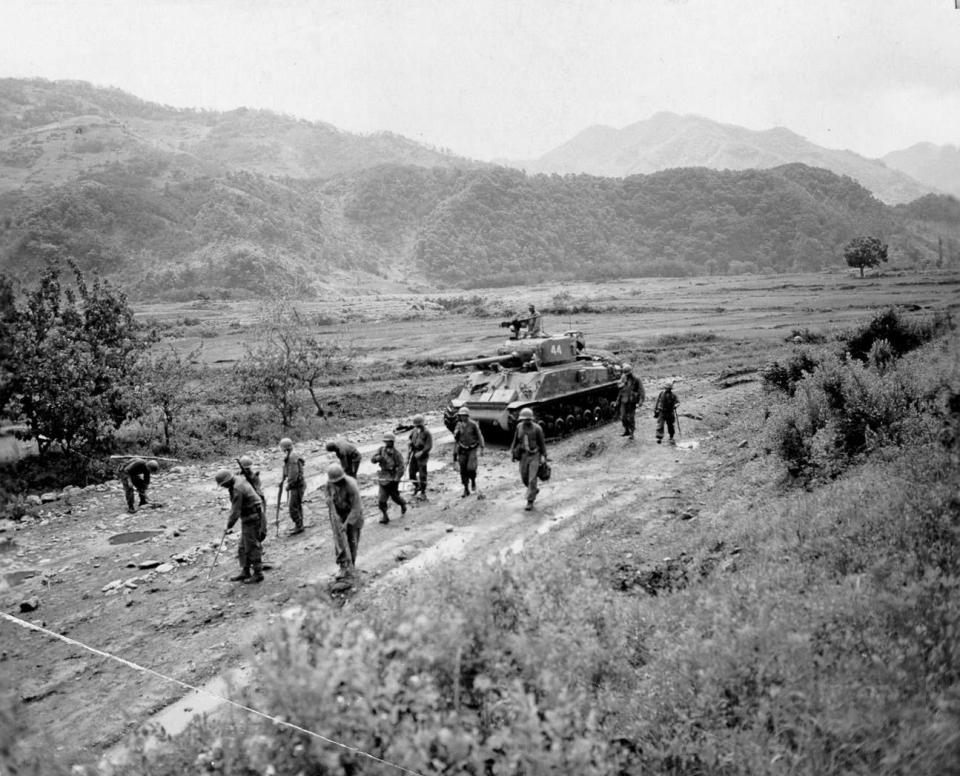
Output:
[
  {"xmin": 215, "ymin": 468, "xmax": 265, "ymax": 584},
  {"xmin": 326, "ymin": 463, "xmax": 363, "ymax": 579},
  {"xmin": 654, "ymin": 382, "xmax": 679, "ymax": 445},
  {"xmin": 279, "ymin": 437, "xmax": 306, "ymax": 535},
  {"xmin": 453, "ymin": 407, "xmax": 484, "ymax": 497},
  {"xmin": 511, "ymin": 408, "xmax": 547, "ymax": 511},
  {"xmin": 372, "ymin": 432, "xmax": 407, "ymax": 524},
  {"xmin": 408, "ymin": 414, "xmax": 433, "ymax": 499},
  {"xmin": 325, "ymin": 438, "xmax": 362, "ymax": 478},
  {"xmin": 238, "ymin": 454, "xmax": 268, "ymax": 541},
  {"xmin": 118, "ymin": 457, "xmax": 159, "ymax": 514},
  {"xmin": 615, "ymin": 364, "xmax": 645, "ymax": 440}
]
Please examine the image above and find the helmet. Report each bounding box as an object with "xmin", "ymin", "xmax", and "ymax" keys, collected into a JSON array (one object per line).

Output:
[
  {"xmin": 412, "ymin": 414, "xmax": 425, "ymax": 426},
  {"xmin": 528, "ymin": 304, "xmax": 536, "ymax": 312},
  {"xmin": 214, "ymin": 469, "xmax": 234, "ymax": 487},
  {"xmin": 518, "ymin": 408, "xmax": 534, "ymax": 420},
  {"xmin": 382, "ymin": 432, "xmax": 395, "ymax": 442},
  {"xmin": 325, "ymin": 440, "xmax": 338, "ymax": 452},
  {"xmin": 622, "ymin": 363, "xmax": 632, "ymax": 372},
  {"xmin": 664, "ymin": 381, "xmax": 674, "ymax": 390},
  {"xmin": 147, "ymin": 459, "xmax": 160, "ymax": 472},
  {"xmin": 279, "ymin": 437, "xmax": 293, "ymax": 451},
  {"xmin": 327, "ymin": 463, "xmax": 345, "ymax": 482},
  {"xmin": 238, "ymin": 455, "xmax": 253, "ymax": 468},
  {"xmin": 457, "ymin": 406, "xmax": 470, "ymax": 416}
]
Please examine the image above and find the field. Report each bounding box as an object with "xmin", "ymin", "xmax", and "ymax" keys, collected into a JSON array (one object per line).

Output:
[{"xmin": 2, "ymin": 268, "xmax": 959, "ymax": 773}]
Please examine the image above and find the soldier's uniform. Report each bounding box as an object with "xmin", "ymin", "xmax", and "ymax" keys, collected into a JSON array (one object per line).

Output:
[
  {"xmin": 118, "ymin": 458, "xmax": 153, "ymax": 513},
  {"xmin": 282, "ymin": 447, "xmax": 305, "ymax": 533},
  {"xmin": 327, "ymin": 439, "xmax": 362, "ymax": 478},
  {"xmin": 616, "ymin": 368, "xmax": 645, "ymax": 439},
  {"xmin": 371, "ymin": 437, "xmax": 406, "ymax": 524},
  {"xmin": 512, "ymin": 416, "xmax": 547, "ymax": 510},
  {"xmin": 453, "ymin": 413, "xmax": 484, "ymax": 497},
  {"xmin": 408, "ymin": 422, "xmax": 433, "ymax": 498},
  {"xmin": 239, "ymin": 462, "xmax": 268, "ymax": 540},
  {"xmin": 327, "ymin": 472, "xmax": 364, "ymax": 574},
  {"xmin": 226, "ymin": 477, "xmax": 265, "ymax": 583},
  {"xmin": 654, "ymin": 385, "xmax": 679, "ymax": 444}
]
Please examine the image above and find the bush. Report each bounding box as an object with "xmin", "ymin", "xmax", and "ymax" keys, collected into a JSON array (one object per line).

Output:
[
  {"xmin": 761, "ymin": 350, "xmax": 822, "ymax": 396},
  {"xmin": 844, "ymin": 307, "xmax": 952, "ymax": 362}
]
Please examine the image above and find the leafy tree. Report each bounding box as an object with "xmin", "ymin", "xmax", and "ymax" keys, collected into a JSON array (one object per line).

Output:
[
  {"xmin": 1, "ymin": 261, "xmax": 145, "ymax": 458},
  {"xmin": 844, "ymin": 235, "xmax": 888, "ymax": 277},
  {"xmin": 141, "ymin": 343, "xmax": 205, "ymax": 449},
  {"xmin": 237, "ymin": 346, "xmax": 301, "ymax": 430}
]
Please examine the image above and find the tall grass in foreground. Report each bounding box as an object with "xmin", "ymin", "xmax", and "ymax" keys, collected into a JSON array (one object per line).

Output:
[{"xmin": 11, "ymin": 325, "xmax": 959, "ymax": 775}]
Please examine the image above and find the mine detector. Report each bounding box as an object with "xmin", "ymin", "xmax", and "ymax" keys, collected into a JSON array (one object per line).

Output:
[{"xmin": 443, "ymin": 324, "xmax": 626, "ymax": 438}]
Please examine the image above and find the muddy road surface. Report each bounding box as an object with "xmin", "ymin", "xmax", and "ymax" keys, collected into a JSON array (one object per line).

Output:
[{"xmin": 2, "ymin": 374, "xmax": 743, "ymax": 767}]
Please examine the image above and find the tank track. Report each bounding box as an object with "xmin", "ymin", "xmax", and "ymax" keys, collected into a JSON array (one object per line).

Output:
[{"xmin": 444, "ymin": 383, "xmax": 622, "ymax": 440}]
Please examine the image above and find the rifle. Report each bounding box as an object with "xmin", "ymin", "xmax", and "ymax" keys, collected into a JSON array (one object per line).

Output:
[
  {"xmin": 207, "ymin": 530, "xmax": 228, "ymax": 581},
  {"xmin": 675, "ymin": 412, "xmax": 682, "ymax": 437},
  {"xmin": 327, "ymin": 489, "xmax": 353, "ymax": 568},
  {"xmin": 109, "ymin": 455, "xmax": 181, "ymax": 463},
  {"xmin": 275, "ymin": 474, "xmax": 285, "ymax": 538}
]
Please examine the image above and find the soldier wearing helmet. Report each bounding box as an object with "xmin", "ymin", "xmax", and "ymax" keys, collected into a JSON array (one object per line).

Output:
[
  {"xmin": 615, "ymin": 363, "xmax": 645, "ymax": 441},
  {"xmin": 453, "ymin": 406, "xmax": 485, "ymax": 497},
  {"xmin": 654, "ymin": 381, "xmax": 679, "ymax": 445},
  {"xmin": 117, "ymin": 457, "xmax": 160, "ymax": 514},
  {"xmin": 407, "ymin": 414, "xmax": 433, "ymax": 500},
  {"xmin": 237, "ymin": 454, "xmax": 267, "ymax": 539},
  {"xmin": 278, "ymin": 437, "xmax": 305, "ymax": 535},
  {"xmin": 511, "ymin": 408, "xmax": 548, "ymax": 511},
  {"xmin": 325, "ymin": 462, "xmax": 363, "ymax": 578},
  {"xmin": 214, "ymin": 467, "xmax": 265, "ymax": 584},
  {"xmin": 371, "ymin": 432, "xmax": 407, "ymax": 524},
  {"xmin": 325, "ymin": 438, "xmax": 362, "ymax": 478},
  {"xmin": 524, "ymin": 304, "xmax": 543, "ymax": 337}
]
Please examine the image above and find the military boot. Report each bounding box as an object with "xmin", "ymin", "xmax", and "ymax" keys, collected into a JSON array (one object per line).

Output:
[{"xmin": 230, "ymin": 567, "xmax": 251, "ymax": 582}]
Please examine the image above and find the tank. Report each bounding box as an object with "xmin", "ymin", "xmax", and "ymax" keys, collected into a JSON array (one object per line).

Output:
[{"xmin": 443, "ymin": 323, "xmax": 628, "ymax": 438}]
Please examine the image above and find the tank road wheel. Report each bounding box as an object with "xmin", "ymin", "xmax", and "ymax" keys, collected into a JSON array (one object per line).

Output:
[
  {"xmin": 565, "ymin": 413, "xmax": 576, "ymax": 431},
  {"xmin": 554, "ymin": 418, "xmax": 566, "ymax": 437},
  {"xmin": 583, "ymin": 409, "xmax": 593, "ymax": 425},
  {"xmin": 593, "ymin": 406, "xmax": 603, "ymax": 425}
]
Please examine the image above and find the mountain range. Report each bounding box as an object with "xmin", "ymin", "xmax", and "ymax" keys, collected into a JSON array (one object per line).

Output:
[
  {"xmin": 0, "ymin": 78, "xmax": 958, "ymax": 297},
  {"xmin": 509, "ymin": 112, "xmax": 948, "ymax": 206}
]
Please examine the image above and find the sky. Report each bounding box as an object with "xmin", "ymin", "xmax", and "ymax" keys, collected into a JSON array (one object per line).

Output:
[{"xmin": 2, "ymin": 0, "xmax": 958, "ymax": 161}]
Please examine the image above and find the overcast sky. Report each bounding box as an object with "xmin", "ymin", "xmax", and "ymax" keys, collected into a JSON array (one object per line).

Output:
[{"xmin": 2, "ymin": 0, "xmax": 958, "ymax": 161}]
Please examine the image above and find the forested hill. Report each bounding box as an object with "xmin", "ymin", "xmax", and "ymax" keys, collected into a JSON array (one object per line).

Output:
[
  {"xmin": 2, "ymin": 159, "xmax": 954, "ymax": 297},
  {"xmin": 0, "ymin": 78, "xmax": 479, "ymax": 188}
]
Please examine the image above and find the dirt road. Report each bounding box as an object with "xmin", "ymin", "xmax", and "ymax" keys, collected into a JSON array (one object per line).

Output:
[{"xmin": 1, "ymin": 373, "xmax": 742, "ymax": 767}]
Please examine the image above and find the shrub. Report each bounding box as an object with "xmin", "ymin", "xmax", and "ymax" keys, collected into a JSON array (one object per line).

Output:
[
  {"xmin": 844, "ymin": 307, "xmax": 952, "ymax": 362},
  {"xmin": 761, "ymin": 350, "xmax": 822, "ymax": 395}
]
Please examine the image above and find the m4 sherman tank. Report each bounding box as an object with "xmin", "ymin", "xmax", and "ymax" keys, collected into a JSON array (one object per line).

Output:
[{"xmin": 443, "ymin": 323, "xmax": 627, "ymax": 438}]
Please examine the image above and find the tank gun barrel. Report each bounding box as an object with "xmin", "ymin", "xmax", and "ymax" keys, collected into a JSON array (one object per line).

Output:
[{"xmin": 445, "ymin": 352, "xmax": 518, "ymax": 369}]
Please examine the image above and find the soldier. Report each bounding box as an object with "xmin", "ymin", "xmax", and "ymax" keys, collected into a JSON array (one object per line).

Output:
[
  {"xmin": 325, "ymin": 438, "xmax": 362, "ymax": 478},
  {"xmin": 525, "ymin": 304, "xmax": 543, "ymax": 337},
  {"xmin": 453, "ymin": 406, "xmax": 484, "ymax": 497},
  {"xmin": 279, "ymin": 437, "xmax": 306, "ymax": 535},
  {"xmin": 371, "ymin": 432, "xmax": 407, "ymax": 524},
  {"xmin": 654, "ymin": 382, "xmax": 680, "ymax": 445},
  {"xmin": 238, "ymin": 454, "xmax": 267, "ymax": 541},
  {"xmin": 118, "ymin": 457, "xmax": 159, "ymax": 514},
  {"xmin": 408, "ymin": 414, "xmax": 433, "ymax": 499},
  {"xmin": 326, "ymin": 462, "xmax": 363, "ymax": 578},
  {"xmin": 615, "ymin": 364, "xmax": 645, "ymax": 440},
  {"xmin": 511, "ymin": 408, "xmax": 547, "ymax": 511},
  {"xmin": 214, "ymin": 468, "xmax": 265, "ymax": 584}
]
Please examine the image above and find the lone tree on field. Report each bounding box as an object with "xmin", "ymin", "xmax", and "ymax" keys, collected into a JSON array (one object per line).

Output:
[{"xmin": 844, "ymin": 235, "xmax": 888, "ymax": 278}]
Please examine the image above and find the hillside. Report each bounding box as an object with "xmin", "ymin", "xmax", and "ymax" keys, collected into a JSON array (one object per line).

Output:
[
  {"xmin": 510, "ymin": 112, "xmax": 936, "ymax": 205},
  {"xmin": 2, "ymin": 158, "xmax": 948, "ymax": 297},
  {"xmin": 883, "ymin": 142, "xmax": 960, "ymax": 199},
  {"xmin": 0, "ymin": 78, "xmax": 480, "ymax": 191}
]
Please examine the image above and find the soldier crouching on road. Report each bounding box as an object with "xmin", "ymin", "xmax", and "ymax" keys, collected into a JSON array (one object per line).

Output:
[
  {"xmin": 453, "ymin": 406, "xmax": 484, "ymax": 497},
  {"xmin": 326, "ymin": 463, "xmax": 363, "ymax": 579},
  {"xmin": 371, "ymin": 432, "xmax": 406, "ymax": 524},
  {"xmin": 215, "ymin": 468, "xmax": 265, "ymax": 584},
  {"xmin": 118, "ymin": 457, "xmax": 159, "ymax": 514},
  {"xmin": 325, "ymin": 438, "xmax": 362, "ymax": 478},
  {"xmin": 279, "ymin": 437, "xmax": 305, "ymax": 535},
  {"xmin": 408, "ymin": 414, "xmax": 433, "ymax": 499},
  {"xmin": 511, "ymin": 408, "xmax": 547, "ymax": 511}
]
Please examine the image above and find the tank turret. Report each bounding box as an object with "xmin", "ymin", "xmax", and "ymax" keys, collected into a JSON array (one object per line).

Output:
[{"xmin": 443, "ymin": 326, "xmax": 631, "ymax": 438}]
